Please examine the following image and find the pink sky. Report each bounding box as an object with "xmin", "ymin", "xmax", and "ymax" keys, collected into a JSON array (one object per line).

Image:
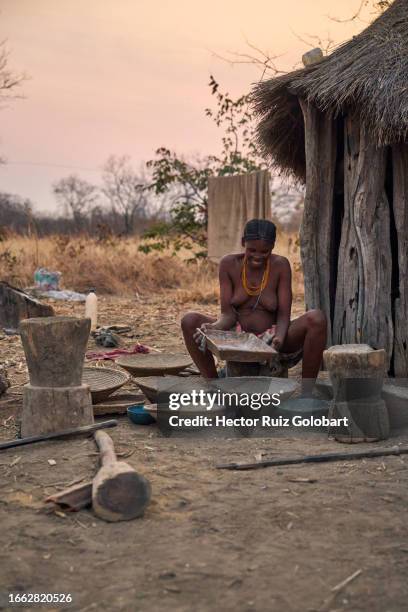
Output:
[{"xmin": 1, "ymin": 0, "xmax": 372, "ymax": 212}]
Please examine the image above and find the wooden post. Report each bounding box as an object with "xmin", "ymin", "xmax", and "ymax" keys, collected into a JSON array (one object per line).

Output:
[
  {"xmin": 333, "ymin": 118, "xmax": 393, "ymax": 366},
  {"xmin": 19, "ymin": 316, "xmax": 93, "ymax": 437},
  {"xmin": 332, "ymin": 117, "xmax": 360, "ymax": 346},
  {"xmin": 324, "ymin": 344, "xmax": 389, "ymax": 443},
  {"xmin": 391, "ymin": 144, "xmax": 408, "ymax": 376},
  {"xmin": 299, "ymin": 99, "xmax": 337, "ymax": 345}
]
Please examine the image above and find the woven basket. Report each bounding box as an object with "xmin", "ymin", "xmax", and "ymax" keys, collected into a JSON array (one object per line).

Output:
[
  {"xmin": 133, "ymin": 375, "xmax": 203, "ymax": 403},
  {"xmin": 116, "ymin": 353, "xmax": 192, "ymax": 377},
  {"xmin": 82, "ymin": 366, "xmax": 130, "ymax": 404},
  {"xmin": 132, "ymin": 376, "xmax": 171, "ymax": 402}
]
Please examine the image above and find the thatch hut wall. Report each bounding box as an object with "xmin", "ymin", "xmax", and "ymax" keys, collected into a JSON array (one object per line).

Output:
[{"xmin": 253, "ymin": 0, "xmax": 408, "ymax": 375}]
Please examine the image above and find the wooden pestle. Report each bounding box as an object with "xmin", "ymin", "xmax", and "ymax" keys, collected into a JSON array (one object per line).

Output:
[{"xmin": 92, "ymin": 431, "xmax": 151, "ymax": 522}]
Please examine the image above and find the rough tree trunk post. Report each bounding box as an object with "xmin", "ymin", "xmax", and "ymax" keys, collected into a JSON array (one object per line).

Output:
[
  {"xmin": 324, "ymin": 344, "xmax": 389, "ymax": 443},
  {"xmin": 299, "ymin": 99, "xmax": 337, "ymax": 346},
  {"xmin": 19, "ymin": 316, "xmax": 93, "ymax": 437},
  {"xmin": 333, "ymin": 118, "xmax": 393, "ymax": 367},
  {"xmin": 392, "ymin": 144, "xmax": 408, "ymax": 376}
]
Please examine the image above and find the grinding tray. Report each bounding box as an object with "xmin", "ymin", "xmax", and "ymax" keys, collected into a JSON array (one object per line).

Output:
[{"xmin": 202, "ymin": 329, "xmax": 277, "ymax": 362}]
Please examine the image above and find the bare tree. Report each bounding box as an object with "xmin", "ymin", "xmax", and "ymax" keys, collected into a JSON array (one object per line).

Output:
[
  {"xmin": 0, "ymin": 192, "xmax": 34, "ymax": 233},
  {"xmin": 53, "ymin": 175, "xmax": 97, "ymax": 231},
  {"xmin": 101, "ymin": 155, "xmax": 149, "ymax": 234},
  {"xmin": 328, "ymin": 0, "xmax": 391, "ymax": 23},
  {"xmin": 0, "ymin": 40, "xmax": 26, "ymax": 105},
  {"xmin": 212, "ymin": 1, "xmax": 390, "ymax": 80},
  {"xmin": 0, "ymin": 40, "xmax": 27, "ymax": 163}
]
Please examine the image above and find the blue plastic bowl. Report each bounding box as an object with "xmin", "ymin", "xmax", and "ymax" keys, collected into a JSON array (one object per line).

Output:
[{"xmin": 127, "ymin": 404, "xmax": 156, "ymax": 425}]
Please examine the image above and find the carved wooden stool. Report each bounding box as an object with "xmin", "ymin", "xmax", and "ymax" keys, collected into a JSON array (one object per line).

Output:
[
  {"xmin": 19, "ymin": 316, "xmax": 93, "ymax": 437},
  {"xmin": 226, "ymin": 351, "xmax": 303, "ymax": 378},
  {"xmin": 324, "ymin": 344, "xmax": 389, "ymax": 443}
]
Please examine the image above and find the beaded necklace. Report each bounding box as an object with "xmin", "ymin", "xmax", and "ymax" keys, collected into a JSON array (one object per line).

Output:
[{"xmin": 241, "ymin": 255, "xmax": 270, "ymax": 296}]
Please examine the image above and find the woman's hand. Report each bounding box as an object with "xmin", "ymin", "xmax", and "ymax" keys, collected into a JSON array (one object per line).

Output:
[
  {"xmin": 193, "ymin": 322, "xmax": 217, "ymax": 346},
  {"xmin": 271, "ymin": 335, "xmax": 284, "ymax": 351}
]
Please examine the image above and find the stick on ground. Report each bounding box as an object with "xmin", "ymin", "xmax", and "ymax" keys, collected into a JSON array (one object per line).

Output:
[
  {"xmin": 0, "ymin": 420, "xmax": 118, "ymax": 451},
  {"xmin": 216, "ymin": 445, "xmax": 407, "ymax": 471}
]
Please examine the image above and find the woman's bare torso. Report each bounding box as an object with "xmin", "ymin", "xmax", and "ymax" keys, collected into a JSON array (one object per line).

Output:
[{"xmin": 226, "ymin": 253, "xmax": 282, "ymax": 334}]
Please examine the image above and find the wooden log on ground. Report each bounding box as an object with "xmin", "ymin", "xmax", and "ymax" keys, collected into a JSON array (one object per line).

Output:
[
  {"xmin": 19, "ymin": 316, "xmax": 91, "ymax": 387},
  {"xmin": 92, "ymin": 430, "xmax": 151, "ymax": 522},
  {"xmin": 0, "ymin": 282, "xmax": 54, "ymax": 331},
  {"xmin": 324, "ymin": 344, "xmax": 389, "ymax": 443}
]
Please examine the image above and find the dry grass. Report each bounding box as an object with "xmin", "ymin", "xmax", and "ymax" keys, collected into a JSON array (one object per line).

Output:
[{"xmin": 0, "ymin": 232, "xmax": 303, "ymax": 298}]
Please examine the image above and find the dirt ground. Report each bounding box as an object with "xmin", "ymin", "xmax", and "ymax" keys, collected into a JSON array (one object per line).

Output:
[{"xmin": 1, "ymin": 293, "xmax": 408, "ymax": 612}]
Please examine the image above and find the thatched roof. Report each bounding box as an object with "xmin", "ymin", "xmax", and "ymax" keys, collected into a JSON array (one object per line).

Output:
[{"xmin": 252, "ymin": 0, "xmax": 408, "ymax": 181}]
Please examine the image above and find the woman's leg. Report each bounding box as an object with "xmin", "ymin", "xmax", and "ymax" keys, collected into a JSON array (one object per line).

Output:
[
  {"xmin": 280, "ymin": 309, "xmax": 327, "ymax": 395},
  {"xmin": 181, "ymin": 312, "xmax": 218, "ymax": 378}
]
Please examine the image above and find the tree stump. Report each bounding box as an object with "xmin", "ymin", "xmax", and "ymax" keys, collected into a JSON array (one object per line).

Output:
[
  {"xmin": 0, "ymin": 282, "xmax": 54, "ymax": 331},
  {"xmin": 226, "ymin": 362, "xmax": 261, "ymax": 377},
  {"xmin": 324, "ymin": 344, "xmax": 389, "ymax": 443},
  {"xmin": 226, "ymin": 360, "xmax": 288, "ymax": 377},
  {"xmin": 19, "ymin": 316, "xmax": 93, "ymax": 437}
]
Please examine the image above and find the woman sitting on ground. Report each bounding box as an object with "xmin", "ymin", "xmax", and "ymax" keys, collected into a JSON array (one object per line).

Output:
[{"xmin": 181, "ymin": 218, "xmax": 327, "ymax": 396}]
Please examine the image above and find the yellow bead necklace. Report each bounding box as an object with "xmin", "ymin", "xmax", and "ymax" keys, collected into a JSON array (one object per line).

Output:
[{"xmin": 241, "ymin": 256, "xmax": 270, "ymax": 296}]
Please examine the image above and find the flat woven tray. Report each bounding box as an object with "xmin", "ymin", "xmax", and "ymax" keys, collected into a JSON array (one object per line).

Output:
[
  {"xmin": 116, "ymin": 353, "xmax": 192, "ymax": 377},
  {"xmin": 202, "ymin": 330, "xmax": 277, "ymax": 362},
  {"xmin": 82, "ymin": 366, "xmax": 130, "ymax": 404}
]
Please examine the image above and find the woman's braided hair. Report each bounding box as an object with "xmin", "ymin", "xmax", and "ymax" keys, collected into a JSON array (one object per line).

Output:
[{"xmin": 243, "ymin": 218, "xmax": 276, "ymax": 245}]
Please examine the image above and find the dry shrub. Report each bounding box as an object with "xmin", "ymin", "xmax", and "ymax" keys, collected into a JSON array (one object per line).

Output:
[
  {"xmin": 0, "ymin": 235, "xmax": 218, "ymax": 295},
  {"xmin": 173, "ymin": 278, "xmax": 220, "ymax": 305},
  {"xmin": 0, "ymin": 233, "xmax": 304, "ymax": 299}
]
